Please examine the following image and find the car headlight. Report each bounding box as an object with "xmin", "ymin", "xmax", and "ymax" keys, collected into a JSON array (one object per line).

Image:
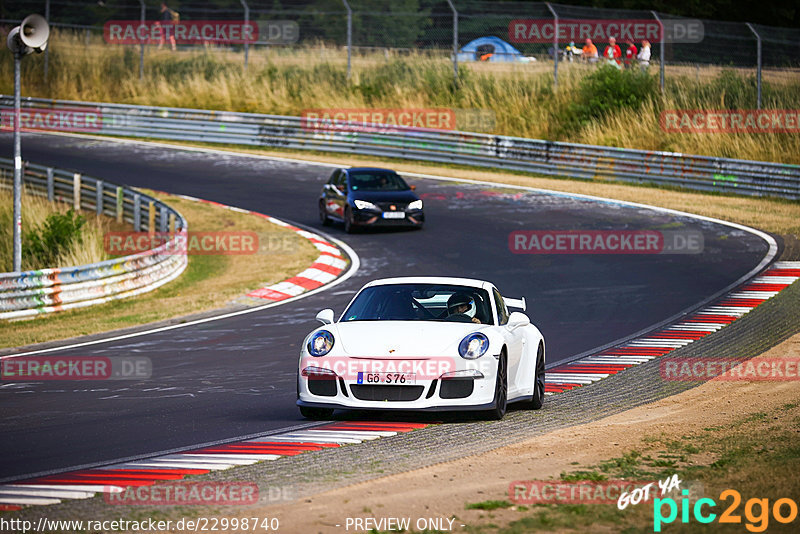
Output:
[
  {"xmin": 458, "ymin": 333, "xmax": 489, "ymax": 359},
  {"xmin": 353, "ymin": 199, "xmax": 378, "ymax": 210},
  {"xmin": 407, "ymin": 199, "xmax": 423, "ymax": 210},
  {"xmin": 308, "ymin": 330, "xmax": 334, "ymax": 356}
]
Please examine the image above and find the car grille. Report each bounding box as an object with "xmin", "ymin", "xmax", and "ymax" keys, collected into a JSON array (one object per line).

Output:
[
  {"xmin": 375, "ymin": 202, "xmax": 408, "ymax": 212},
  {"xmin": 350, "ymin": 385, "xmax": 425, "ymax": 402}
]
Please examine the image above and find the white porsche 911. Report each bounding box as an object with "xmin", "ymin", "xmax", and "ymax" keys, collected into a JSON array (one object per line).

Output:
[{"xmin": 297, "ymin": 277, "xmax": 545, "ymax": 420}]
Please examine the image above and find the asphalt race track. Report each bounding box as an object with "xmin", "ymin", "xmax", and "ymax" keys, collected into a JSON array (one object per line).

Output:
[{"xmin": 0, "ymin": 133, "xmax": 773, "ymax": 482}]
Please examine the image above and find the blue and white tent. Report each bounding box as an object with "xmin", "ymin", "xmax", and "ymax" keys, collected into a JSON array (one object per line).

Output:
[{"xmin": 456, "ymin": 36, "xmax": 535, "ymax": 63}]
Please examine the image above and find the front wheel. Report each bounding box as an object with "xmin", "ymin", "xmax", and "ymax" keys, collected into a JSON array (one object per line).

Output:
[
  {"xmin": 344, "ymin": 207, "xmax": 356, "ymax": 234},
  {"xmin": 528, "ymin": 343, "xmax": 545, "ymax": 410},
  {"xmin": 483, "ymin": 353, "xmax": 507, "ymax": 420},
  {"xmin": 299, "ymin": 406, "xmax": 334, "ymax": 420}
]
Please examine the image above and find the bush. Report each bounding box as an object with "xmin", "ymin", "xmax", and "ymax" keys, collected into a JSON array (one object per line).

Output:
[
  {"xmin": 552, "ymin": 65, "xmax": 656, "ymax": 136},
  {"xmin": 23, "ymin": 209, "xmax": 86, "ymax": 267}
]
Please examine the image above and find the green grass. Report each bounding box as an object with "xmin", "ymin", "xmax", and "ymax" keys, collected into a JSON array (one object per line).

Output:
[{"xmin": 465, "ymin": 500, "xmax": 514, "ymax": 511}]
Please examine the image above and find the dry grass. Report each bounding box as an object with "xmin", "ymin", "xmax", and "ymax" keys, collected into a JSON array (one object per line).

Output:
[
  {"xmin": 0, "ymin": 190, "xmax": 320, "ymax": 349},
  {"xmin": 3, "ymin": 30, "xmax": 800, "ymax": 164},
  {"xmin": 0, "ymin": 185, "xmax": 115, "ymax": 272}
]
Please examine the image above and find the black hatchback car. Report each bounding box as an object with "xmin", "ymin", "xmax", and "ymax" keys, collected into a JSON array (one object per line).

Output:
[{"xmin": 319, "ymin": 167, "xmax": 424, "ymax": 233}]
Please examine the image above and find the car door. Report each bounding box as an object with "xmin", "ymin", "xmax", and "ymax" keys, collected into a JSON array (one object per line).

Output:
[
  {"xmin": 494, "ymin": 288, "xmax": 525, "ymax": 397},
  {"xmin": 323, "ymin": 169, "xmax": 346, "ymax": 219}
]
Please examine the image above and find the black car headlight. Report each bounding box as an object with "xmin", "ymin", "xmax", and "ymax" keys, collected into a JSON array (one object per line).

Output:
[
  {"xmin": 308, "ymin": 330, "xmax": 335, "ymax": 356},
  {"xmin": 458, "ymin": 332, "xmax": 489, "ymax": 360}
]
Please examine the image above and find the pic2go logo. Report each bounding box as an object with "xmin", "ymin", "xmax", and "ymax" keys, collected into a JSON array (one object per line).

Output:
[{"xmin": 654, "ymin": 489, "xmax": 799, "ymax": 532}]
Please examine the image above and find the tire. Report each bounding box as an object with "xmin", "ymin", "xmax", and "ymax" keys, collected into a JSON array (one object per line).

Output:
[
  {"xmin": 344, "ymin": 207, "xmax": 356, "ymax": 234},
  {"xmin": 319, "ymin": 200, "xmax": 331, "ymax": 226},
  {"xmin": 529, "ymin": 343, "xmax": 545, "ymax": 410},
  {"xmin": 299, "ymin": 406, "xmax": 334, "ymax": 420},
  {"xmin": 484, "ymin": 352, "xmax": 507, "ymax": 420}
]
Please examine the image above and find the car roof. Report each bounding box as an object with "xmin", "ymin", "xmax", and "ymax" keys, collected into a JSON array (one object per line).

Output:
[
  {"xmin": 346, "ymin": 167, "xmax": 398, "ymax": 174},
  {"xmin": 362, "ymin": 277, "xmax": 494, "ymax": 291}
]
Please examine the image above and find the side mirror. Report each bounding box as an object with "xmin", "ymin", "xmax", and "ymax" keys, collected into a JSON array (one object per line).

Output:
[
  {"xmin": 315, "ymin": 309, "xmax": 335, "ymax": 325},
  {"xmin": 507, "ymin": 311, "xmax": 530, "ymax": 329}
]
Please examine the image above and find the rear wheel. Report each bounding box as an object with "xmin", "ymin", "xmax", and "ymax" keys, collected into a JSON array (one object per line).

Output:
[
  {"xmin": 319, "ymin": 200, "xmax": 331, "ymax": 226},
  {"xmin": 483, "ymin": 352, "xmax": 507, "ymax": 420},
  {"xmin": 529, "ymin": 343, "xmax": 545, "ymax": 410},
  {"xmin": 299, "ymin": 406, "xmax": 334, "ymax": 420}
]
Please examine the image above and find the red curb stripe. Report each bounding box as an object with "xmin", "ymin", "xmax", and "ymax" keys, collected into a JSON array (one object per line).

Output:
[
  {"xmin": 92, "ymin": 468, "xmax": 209, "ymax": 475},
  {"xmin": 310, "ymin": 262, "xmax": 344, "ymax": 275},
  {"xmin": 322, "ymin": 421, "xmax": 429, "ymax": 429},
  {"xmin": 210, "ymin": 443, "xmax": 327, "ymax": 451},
  {"xmin": 318, "ymin": 251, "xmax": 343, "ymax": 259},
  {"xmin": 247, "ymin": 288, "xmax": 292, "ymax": 301},
  {"xmin": 309, "ymin": 238, "xmax": 333, "ymax": 246},
  {"xmin": 740, "ymin": 283, "xmax": 789, "ymax": 291},
  {"xmin": 188, "ymin": 448, "xmax": 305, "ymax": 456},
  {"xmin": 763, "ymin": 269, "xmax": 800, "ymax": 276},
  {"xmin": 25, "ymin": 478, "xmax": 156, "ymax": 487},
  {"xmin": 245, "ymin": 441, "xmax": 340, "ymax": 448},
  {"xmin": 0, "ymin": 505, "xmax": 22, "ymax": 511},
  {"xmin": 285, "ymin": 276, "xmax": 324, "ymax": 290}
]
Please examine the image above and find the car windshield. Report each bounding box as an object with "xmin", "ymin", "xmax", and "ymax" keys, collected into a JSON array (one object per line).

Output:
[
  {"xmin": 349, "ymin": 171, "xmax": 409, "ymax": 192},
  {"xmin": 342, "ymin": 283, "xmax": 493, "ymax": 324}
]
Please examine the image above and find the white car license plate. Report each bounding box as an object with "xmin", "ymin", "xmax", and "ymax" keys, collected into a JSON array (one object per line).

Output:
[
  {"xmin": 357, "ymin": 372, "xmax": 416, "ymax": 385},
  {"xmin": 382, "ymin": 212, "xmax": 405, "ymax": 219}
]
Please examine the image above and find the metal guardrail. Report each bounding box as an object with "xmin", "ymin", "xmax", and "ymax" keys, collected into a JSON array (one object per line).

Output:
[
  {"xmin": 1, "ymin": 96, "xmax": 799, "ymax": 200},
  {"xmin": 0, "ymin": 157, "xmax": 188, "ymax": 320}
]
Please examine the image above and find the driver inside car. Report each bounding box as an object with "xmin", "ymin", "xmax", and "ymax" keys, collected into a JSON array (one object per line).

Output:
[{"xmin": 446, "ymin": 292, "xmax": 482, "ymax": 324}]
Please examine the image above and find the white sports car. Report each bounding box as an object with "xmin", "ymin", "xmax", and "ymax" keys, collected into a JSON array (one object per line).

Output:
[{"xmin": 296, "ymin": 277, "xmax": 545, "ymax": 420}]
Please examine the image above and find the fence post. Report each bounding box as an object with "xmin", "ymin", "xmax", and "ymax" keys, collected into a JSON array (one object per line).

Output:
[
  {"xmin": 73, "ymin": 173, "xmax": 81, "ymax": 211},
  {"xmin": 116, "ymin": 186, "xmax": 124, "ymax": 223},
  {"xmin": 342, "ymin": 0, "xmax": 352, "ymax": 79},
  {"xmin": 651, "ymin": 11, "xmax": 665, "ymax": 94},
  {"xmin": 96, "ymin": 180, "xmax": 104, "ymax": 215},
  {"xmin": 44, "ymin": 0, "xmax": 50, "ymax": 81},
  {"xmin": 545, "ymin": 3, "xmax": 558, "ymax": 89},
  {"xmin": 160, "ymin": 206, "xmax": 168, "ymax": 232},
  {"xmin": 446, "ymin": 0, "xmax": 458, "ymax": 85},
  {"xmin": 745, "ymin": 23, "xmax": 762, "ymax": 110},
  {"xmin": 133, "ymin": 194, "xmax": 141, "ymax": 231},
  {"xmin": 240, "ymin": 0, "xmax": 250, "ymax": 71},
  {"xmin": 46, "ymin": 167, "xmax": 54, "ymax": 201},
  {"xmin": 138, "ymin": 0, "xmax": 145, "ymax": 80}
]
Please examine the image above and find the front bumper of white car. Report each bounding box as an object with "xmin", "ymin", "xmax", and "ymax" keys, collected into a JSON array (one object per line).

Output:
[{"xmin": 296, "ymin": 355, "xmax": 500, "ymax": 412}]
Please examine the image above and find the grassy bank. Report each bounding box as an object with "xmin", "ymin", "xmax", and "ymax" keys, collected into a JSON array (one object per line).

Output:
[
  {"xmin": 0, "ymin": 186, "xmax": 115, "ymax": 272},
  {"xmin": 0, "ymin": 190, "xmax": 319, "ymax": 349},
  {"xmin": 2, "ymin": 31, "xmax": 800, "ymax": 164}
]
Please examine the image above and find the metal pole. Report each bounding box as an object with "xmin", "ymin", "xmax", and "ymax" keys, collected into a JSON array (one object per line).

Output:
[
  {"xmin": 13, "ymin": 52, "xmax": 22, "ymax": 272},
  {"xmin": 746, "ymin": 23, "xmax": 762, "ymax": 109},
  {"xmin": 545, "ymin": 3, "xmax": 558, "ymax": 88},
  {"xmin": 43, "ymin": 0, "xmax": 50, "ymax": 81},
  {"xmin": 138, "ymin": 0, "xmax": 145, "ymax": 80},
  {"xmin": 651, "ymin": 11, "xmax": 665, "ymax": 93},
  {"xmin": 342, "ymin": 0, "xmax": 352, "ymax": 79},
  {"xmin": 445, "ymin": 0, "xmax": 458, "ymax": 85},
  {"xmin": 240, "ymin": 0, "xmax": 249, "ymax": 70}
]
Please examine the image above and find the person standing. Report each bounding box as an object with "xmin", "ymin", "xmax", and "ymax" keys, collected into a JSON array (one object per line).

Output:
[
  {"xmin": 581, "ymin": 38, "xmax": 598, "ymax": 63},
  {"xmin": 158, "ymin": 2, "xmax": 177, "ymax": 51},
  {"xmin": 603, "ymin": 37, "xmax": 622, "ymax": 68},
  {"xmin": 637, "ymin": 40, "xmax": 651, "ymax": 71},
  {"xmin": 624, "ymin": 40, "xmax": 638, "ymax": 69}
]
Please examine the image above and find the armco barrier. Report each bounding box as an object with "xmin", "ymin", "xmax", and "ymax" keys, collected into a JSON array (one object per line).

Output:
[
  {"xmin": 0, "ymin": 158, "xmax": 188, "ymax": 320},
  {"xmin": 1, "ymin": 96, "xmax": 799, "ymax": 199}
]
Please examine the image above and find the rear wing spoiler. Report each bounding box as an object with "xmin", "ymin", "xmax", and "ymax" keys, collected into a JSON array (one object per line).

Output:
[{"xmin": 503, "ymin": 296, "xmax": 527, "ymax": 311}]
